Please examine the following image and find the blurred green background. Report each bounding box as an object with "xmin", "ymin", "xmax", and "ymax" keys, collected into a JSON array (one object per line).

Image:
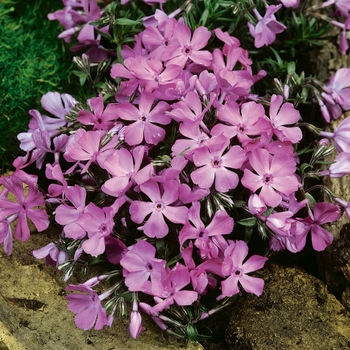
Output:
[{"xmin": 0, "ymin": 0, "xmax": 75, "ymax": 172}]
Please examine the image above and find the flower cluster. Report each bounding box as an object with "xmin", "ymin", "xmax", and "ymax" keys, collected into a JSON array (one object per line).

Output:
[{"xmin": 2, "ymin": 0, "xmax": 350, "ymax": 342}]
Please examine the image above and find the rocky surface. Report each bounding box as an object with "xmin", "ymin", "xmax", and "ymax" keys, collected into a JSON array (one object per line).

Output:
[
  {"xmin": 204, "ymin": 264, "xmax": 350, "ymax": 350},
  {"xmin": 0, "ymin": 231, "xmax": 204, "ymax": 350}
]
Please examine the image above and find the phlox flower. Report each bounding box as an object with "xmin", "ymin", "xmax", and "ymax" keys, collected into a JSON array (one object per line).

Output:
[
  {"xmin": 163, "ymin": 21, "xmax": 212, "ymax": 68},
  {"xmin": 142, "ymin": 263, "xmax": 198, "ymax": 313},
  {"xmin": 0, "ymin": 176, "xmax": 49, "ymax": 242},
  {"xmin": 241, "ymin": 147, "xmax": 300, "ymax": 208},
  {"xmin": 211, "ymin": 101, "xmax": 271, "ymax": 145},
  {"xmin": 45, "ymin": 163, "xmax": 68, "ymax": 200},
  {"xmin": 278, "ymin": 0, "xmax": 300, "ymax": 8},
  {"xmin": 77, "ymin": 202, "xmax": 114, "ymax": 257},
  {"xmin": 268, "ymin": 94, "xmax": 302, "ymax": 143},
  {"xmin": 323, "ymin": 68, "xmax": 350, "ymax": 110},
  {"xmin": 64, "ymin": 129, "xmax": 119, "ymax": 173},
  {"xmin": 77, "ymin": 94, "xmax": 119, "ymax": 130},
  {"xmin": 129, "ymin": 299, "xmax": 142, "ymax": 339},
  {"xmin": 120, "ymin": 240, "xmax": 167, "ymax": 295},
  {"xmin": 55, "ymin": 185, "xmax": 87, "ymax": 239},
  {"xmin": 319, "ymin": 116, "xmax": 350, "ymax": 153},
  {"xmin": 0, "ymin": 216, "xmax": 14, "ymax": 255},
  {"xmin": 179, "ymin": 201, "xmax": 234, "ymax": 260},
  {"xmin": 220, "ymin": 240, "xmax": 268, "ymax": 298},
  {"xmin": 114, "ymin": 92, "xmax": 170, "ymax": 146},
  {"xmin": 248, "ymin": 5, "xmax": 286, "ymax": 48},
  {"xmin": 129, "ymin": 179, "xmax": 188, "ymax": 238},
  {"xmin": 66, "ymin": 277, "xmax": 113, "ymax": 330},
  {"xmin": 32, "ymin": 240, "xmax": 70, "ymax": 268},
  {"xmin": 191, "ymin": 136, "xmax": 246, "ymax": 192},
  {"xmin": 301, "ymin": 202, "xmax": 341, "ymax": 251},
  {"xmin": 318, "ymin": 152, "xmax": 350, "ymax": 178},
  {"xmin": 142, "ymin": 18, "xmax": 177, "ymax": 60},
  {"xmin": 265, "ymin": 211, "xmax": 308, "ymax": 253},
  {"xmin": 102, "ymin": 146, "xmax": 145, "ymax": 197}
]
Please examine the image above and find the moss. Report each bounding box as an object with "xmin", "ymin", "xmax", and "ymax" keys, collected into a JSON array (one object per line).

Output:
[{"xmin": 0, "ymin": 0, "xmax": 76, "ymax": 172}]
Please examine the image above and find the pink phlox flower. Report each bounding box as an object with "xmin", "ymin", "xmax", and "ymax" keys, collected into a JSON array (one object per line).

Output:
[
  {"xmin": 301, "ymin": 202, "xmax": 341, "ymax": 251},
  {"xmin": 32, "ymin": 240, "xmax": 70, "ymax": 268},
  {"xmin": 142, "ymin": 7, "xmax": 181, "ymax": 28},
  {"xmin": 334, "ymin": 197, "xmax": 350, "ymax": 220},
  {"xmin": 319, "ymin": 151, "xmax": 350, "ymax": 178},
  {"xmin": 129, "ymin": 299, "xmax": 142, "ymax": 339},
  {"xmin": 171, "ymin": 123, "xmax": 214, "ymax": 160},
  {"xmin": 66, "ymin": 277, "xmax": 113, "ymax": 330},
  {"xmin": 241, "ymin": 147, "xmax": 300, "ymax": 208},
  {"xmin": 77, "ymin": 94, "xmax": 119, "ymax": 130},
  {"xmin": 248, "ymin": 193, "xmax": 267, "ymax": 215},
  {"xmin": 248, "ymin": 5, "xmax": 286, "ymax": 48},
  {"xmin": 55, "ymin": 185, "xmax": 87, "ymax": 239},
  {"xmin": 213, "ymin": 28, "xmax": 252, "ymax": 68},
  {"xmin": 194, "ymin": 70, "xmax": 219, "ymax": 99},
  {"xmin": 123, "ymin": 56, "xmax": 182, "ymax": 93},
  {"xmin": 120, "ymin": 240, "xmax": 167, "ymax": 295},
  {"xmin": 179, "ymin": 201, "xmax": 233, "ymax": 254},
  {"xmin": 322, "ymin": 0, "xmax": 350, "ymax": 16},
  {"xmin": 320, "ymin": 116, "xmax": 350, "ymax": 153},
  {"xmin": 268, "ymin": 94, "xmax": 302, "ymax": 143},
  {"xmin": 323, "ymin": 68, "xmax": 350, "ymax": 110},
  {"xmin": 129, "ymin": 179, "xmax": 188, "ymax": 238},
  {"xmin": 320, "ymin": 91, "xmax": 343, "ymax": 121},
  {"xmin": 178, "ymin": 183, "xmax": 209, "ymax": 204},
  {"xmin": 143, "ymin": 263, "xmax": 198, "ymax": 313},
  {"xmin": 77, "ymin": 203, "xmax": 114, "ymax": 257},
  {"xmin": 191, "ymin": 136, "xmax": 246, "ymax": 192},
  {"xmin": 168, "ymin": 91, "xmax": 215, "ymax": 127},
  {"xmin": 211, "ymin": 101, "xmax": 271, "ymax": 145},
  {"xmin": 0, "ymin": 216, "xmax": 14, "ymax": 255},
  {"xmin": 141, "ymin": 18, "xmax": 177, "ymax": 60},
  {"xmin": 265, "ymin": 211, "xmax": 308, "ymax": 253},
  {"xmin": 121, "ymin": 34, "xmax": 148, "ymax": 59},
  {"xmin": 163, "ymin": 21, "xmax": 212, "ymax": 68},
  {"xmin": 11, "ymin": 154, "xmax": 38, "ymax": 185},
  {"xmin": 0, "ymin": 175, "xmax": 49, "ymax": 242},
  {"xmin": 41, "ymin": 91, "xmax": 77, "ymax": 127},
  {"xmin": 115, "ymin": 92, "xmax": 170, "ymax": 146},
  {"xmin": 220, "ymin": 240, "xmax": 268, "ymax": 298},
  {"xmin": 211, "ymin": 49, "xmax": 256, "ymax": 99},
  {"xmin": 102, "ymin": 145, "xmax": 145, "ymax": 197},
  {"xmin": 64, "ymin": 129, "xmax": 118, "ymax": 173},
  {"xmin": 45, "ymin": 163, "xmax": 68, "ymax": 200}
]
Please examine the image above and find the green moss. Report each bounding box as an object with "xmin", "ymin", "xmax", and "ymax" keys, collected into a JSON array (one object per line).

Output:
[{"xmin": 0, "ymin": 0, "xmax": 76, "ymax": 172}]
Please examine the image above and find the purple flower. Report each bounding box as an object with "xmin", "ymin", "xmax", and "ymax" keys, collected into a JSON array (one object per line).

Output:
[
  {"xmin": 0, "ymin": 176, "xmax": 49, "ymax": 241},
  {"xmin": 179, "ymin": 201, "xmax": 234, "ymax": 259},
  {"xmin": 241, "ymin": 147, "xmax": 300, "ymax": 208},
  {"xmin": 120, "ymin": 240, "xmax": 167, "ymax": 295},
  {"xmin": 220, "ymin": 240, "xmax": 268, "ymax": 297},
  {"xmin": 115, "ymin": 93, "xmax": 170, "ymax": 146},
  {"xmin": 163, "ymin": 21, "xmax": 212, "ymax": 68},
  {"xmin": 129, "ymin": 179, "xmax": 188, "ymax": 238},
  {"xmin": 77, "ymin": 94, "xmax": 119, "ymax": 130},
  {"xmin": 211, "ymin": 101, "xmax": 271, "ymax": 145},
  {"xmin": 129, "ymin": 299, "xmax": 142, "ymax": 339},
  {"xmin": 0, "ymin": 217, "xmax": 13, "ymax": 255},
  {"xmin": 66, "ymin": 277, "xmax": 113, "ymax": 330},
  {"xmin": 191, "ymin": 136, "xmax": 246, "ymax": 192},
  {"xmin": 32, "ymin": 240, "xmax": 69, "ymax": 268},
  {"xmin": 324, "ymin": 68, "xmax": 350, "ymax": 110},
  {"xmin": 268, "ymin": 94, "xmax": 302, "ymax": 143},
  {"xmin": 318, "ymin": 152, "xmax": 350, "ymax": 178},
  {"xmin": 248, "ymin": 5, "xmax": 286, "ymax": 48},
  {"xmin": 77, "ymin": 203, "xmax": 114, "ymax": 257},
  {"xmin": 320, "ymin": 116, "xmax": 350, "ymax": 153},
  {"xmin": 302, "ymin": 202, "xmax": 341, "ymax": 251}
]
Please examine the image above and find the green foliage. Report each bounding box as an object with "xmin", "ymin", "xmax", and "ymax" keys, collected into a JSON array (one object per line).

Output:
[{"xmin": 0, "ymin": 0, "xmax": 75, "ymax": 172}]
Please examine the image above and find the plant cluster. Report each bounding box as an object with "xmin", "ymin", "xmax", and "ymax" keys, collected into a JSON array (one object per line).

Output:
[{"xmin": 2, "ymin": 0, "xmax": 350, "ymax": 342}]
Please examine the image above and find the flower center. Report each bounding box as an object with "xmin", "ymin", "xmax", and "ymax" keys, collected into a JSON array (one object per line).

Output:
[
  {"xmin": 211, "ymin": 157, "xmax": 222, "ymax": 168},
  {"xmin": 141, "ymin": 113, "xmax": 148, "ymax": 122},
  {"xmin": 233, "ymin": 268, "xmax": 242, "ymax": 277},
  {"xmin": 154, "ymin": 200, "xmax": 164, "ymax": 211},
  {"xmin": 183, "ymin": 46, "xmax": 192, "ymax": 55},
  {"xmin": 263, "ymin": 174, "xmax": 273, "ymax": 185},
  {"xmin": 238, "ymin": 124, "xmax": 245, "ymax": 133}
]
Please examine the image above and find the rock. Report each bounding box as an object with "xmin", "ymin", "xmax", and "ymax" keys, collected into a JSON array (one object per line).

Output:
[
  {"xmin": 0, "ymin": 235, "xmax": 204, "ymax": 350},
  {"xmin": 223, "ymin": 264, "xmax": 350, "ymax": 349}
]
